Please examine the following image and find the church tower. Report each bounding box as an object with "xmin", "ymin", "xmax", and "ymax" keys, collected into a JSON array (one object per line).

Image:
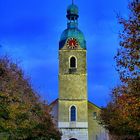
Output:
[{"xmin": 58, "ymin": 1, "xmax": 88, "ymax": 140}]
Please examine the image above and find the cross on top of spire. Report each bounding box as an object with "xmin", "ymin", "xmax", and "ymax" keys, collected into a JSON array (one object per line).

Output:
[{"xmin": 72, "ymin": 0, "xmax": 74, "ymax": 5}]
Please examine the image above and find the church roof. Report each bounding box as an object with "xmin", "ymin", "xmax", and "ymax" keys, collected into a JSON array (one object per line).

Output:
[
  {"xmin": 67, "ymin": 4, "xmax": 79, "ymax": 18},
  {"xmin": 49, "ymin": 98, "xmax": 58, "ymax": 106},
  {"xmin": 88, "ymin": 101, "xmax": 101, "ymax": 110}
]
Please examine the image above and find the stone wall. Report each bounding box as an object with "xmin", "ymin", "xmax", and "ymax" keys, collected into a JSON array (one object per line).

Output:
[{"xmin": 59, "ymin": 50, "xmax": 86, "ymax": 75}]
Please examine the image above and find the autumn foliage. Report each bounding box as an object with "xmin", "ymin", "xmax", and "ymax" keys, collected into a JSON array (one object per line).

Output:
[
  {"xmin": 100, "ymin": 0, "xmax": 140, "ymax": 139},
  {"xmin": 0, "ymin": 56, "xmax": 61, "ymax": 140}
]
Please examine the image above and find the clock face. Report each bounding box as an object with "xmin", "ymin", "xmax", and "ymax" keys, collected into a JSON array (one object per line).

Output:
[{"xmin": 66, "ymin": 38, "xmax": 78, "ymax": 49}]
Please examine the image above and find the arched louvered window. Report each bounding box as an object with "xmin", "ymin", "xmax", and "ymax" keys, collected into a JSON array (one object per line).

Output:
[
  {"xmin": 70, "ymin": 56, "xmax": 76, "ymax": 68},
  {"xmin": 70, "ymin": 106, "xmax": 76, "ymax": 121}
]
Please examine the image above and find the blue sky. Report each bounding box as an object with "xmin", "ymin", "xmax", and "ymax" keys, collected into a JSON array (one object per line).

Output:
[{"xmin": 0, "ymin": 0, "xmax": 129, "ymax": 107}]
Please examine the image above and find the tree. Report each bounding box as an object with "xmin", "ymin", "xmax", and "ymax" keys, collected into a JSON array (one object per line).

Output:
[
  {"xmin": 100, "ymin": 0, "xmax": 140, "ymax": 139},
  {"xmin": 0, "ymin": 56, "xmax": 61, "ymax": 140},
  {"xmin": 116, "ymin": 0, "xmax": 140, "ymax": 81}
]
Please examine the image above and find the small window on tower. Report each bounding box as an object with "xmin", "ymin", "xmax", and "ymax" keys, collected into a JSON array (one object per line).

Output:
[
  {"xmin": 93, "ymin": 112, "xmax": 97, "ymax": 119},
  {"xmin": 70, "ymin": 56, "xmax": 76, "ymax": 68}
]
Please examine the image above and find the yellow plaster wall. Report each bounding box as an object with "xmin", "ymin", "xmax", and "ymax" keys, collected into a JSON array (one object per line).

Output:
[
  {"xmin": 59, "ymin": 74, "xmax": 87, "ymax": 99},
  {"xmin": 88, "ymin": 102, "xmax": 107, "ymax": 140}
]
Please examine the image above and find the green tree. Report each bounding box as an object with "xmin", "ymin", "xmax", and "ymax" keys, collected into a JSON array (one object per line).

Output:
[
  {"xmin": 0, "ymin": 56, "xmax": 61, "ymax": 140},
  {"xmin": 100, "ymin": 0, "xmax": 140, "ymax": 139}
]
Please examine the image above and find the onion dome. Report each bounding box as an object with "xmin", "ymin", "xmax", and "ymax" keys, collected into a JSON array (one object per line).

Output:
[{"xmin": 59, "ymin": 2, "xmax": 86, "ymax": 49}]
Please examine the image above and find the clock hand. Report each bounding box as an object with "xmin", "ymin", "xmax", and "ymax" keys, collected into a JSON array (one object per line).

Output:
[{"xmin": 72, "ymin": 42, "xmax": 74, "ymax": 46}]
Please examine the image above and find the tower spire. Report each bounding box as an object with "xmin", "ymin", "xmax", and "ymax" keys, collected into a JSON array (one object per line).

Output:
[{"xmin": 67, "ymin": 1, "xmax": 79, "ymax": 28}]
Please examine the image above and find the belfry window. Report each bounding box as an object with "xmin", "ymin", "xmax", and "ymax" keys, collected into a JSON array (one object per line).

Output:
[
  {"xmin": 70, "ymin": 106, "xmax": 76, "ymax": 121},
  {"xmin": 70, "ymin": 56, "xmax": 76, "ymax": 68}
]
